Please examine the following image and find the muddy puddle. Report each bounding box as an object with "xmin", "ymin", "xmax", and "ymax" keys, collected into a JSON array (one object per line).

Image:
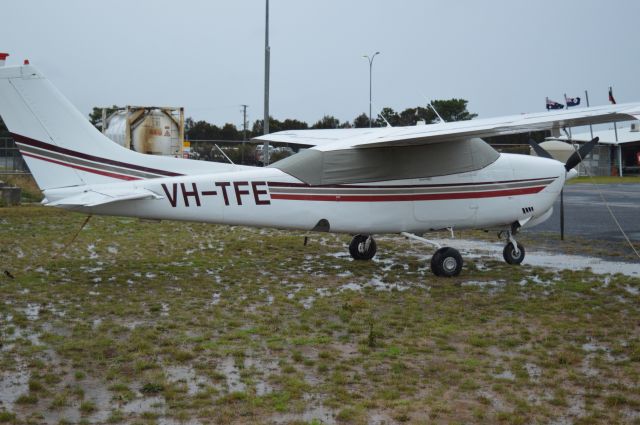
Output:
[
  {"xmin": 0, "ymin": 368, "xmax": 29, "ymax": 408},
  {"xmin": 166, "ymin": 365, "xmax": 213, "ymax": 395},
  {"xmin": 432, "ymin": 238, "xmax": 640, "ymax": 277}
]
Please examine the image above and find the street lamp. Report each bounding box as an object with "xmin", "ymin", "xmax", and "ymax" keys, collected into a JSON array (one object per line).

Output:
[{"xmin": 363, "ymin": 51, "xmax": 380, "ymax": 128}]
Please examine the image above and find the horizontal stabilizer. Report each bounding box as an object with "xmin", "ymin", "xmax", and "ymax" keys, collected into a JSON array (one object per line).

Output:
[{"xmin": 46, "ymin": 188, "xmax": 163, "ymax": 207}]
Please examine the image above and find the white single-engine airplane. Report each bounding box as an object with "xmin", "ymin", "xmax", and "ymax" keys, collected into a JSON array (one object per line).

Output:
[{"xmin": 1, "ymin": 57, "xmax": 639, "ymax": 276}]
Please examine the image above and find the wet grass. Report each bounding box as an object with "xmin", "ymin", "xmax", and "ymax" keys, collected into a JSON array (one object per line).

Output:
[{"xmin": 0, "ymin": 205, "xmax": 639, "ymax": 424}]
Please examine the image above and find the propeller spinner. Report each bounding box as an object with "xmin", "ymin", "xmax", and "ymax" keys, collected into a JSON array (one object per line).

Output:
[{"xmin": 528, "ymin": 137, "xmax": 599, "ymax": 172}]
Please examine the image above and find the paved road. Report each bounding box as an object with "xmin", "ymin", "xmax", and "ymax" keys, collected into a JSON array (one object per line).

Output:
[{"xmin": 525, "ymin": 183, "xmax": 640, "ymax": 241}]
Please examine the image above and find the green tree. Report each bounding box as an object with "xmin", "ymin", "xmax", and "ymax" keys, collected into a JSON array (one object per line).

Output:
[
  {"xmin": 281, "ymin": 119, "xmax": 309, "ymax": 131},
  {"xmin": 389, "ymin": 100, "xmax": 477, "ymax": 126},
  {"xmin": 353, "ymin": 113, "xmax": 370, "ymax": 128},
  {"xmin": 375, "ymin": 107, "xmax": 400, "ymax": 127},
  {"xmin": 429, "ymin": 99, "xmax": 477, "ymax": 122},
  {"xmin": 397, "ymin": 107, "xmax": 429, "ymax": 126},
  {"xmin": 312, "ymin": 115, "xmax": 340, "ymax": 129},
  {"xmin": 220, "ymin": 123, "xmax": 239, "ymax": 140},
  {"xmin": 251, "ymin": 117, "xmax": 287, "ymax": 136},
  {"xmin": 88, "ymin": 105, "xmax": 120, "ymax": 128},
  {"xmin": 186, "ymin": 120, "xmax": 221, "ymax": 140},
  {"xmin": 185, "ymin": 117, "xmax": 196, "ymax": 134}
]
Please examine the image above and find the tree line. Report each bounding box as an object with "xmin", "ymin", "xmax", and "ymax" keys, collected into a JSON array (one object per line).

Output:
[{"xmin": 184, "ymin": 99, "xmax": 476, "ymax": 141}]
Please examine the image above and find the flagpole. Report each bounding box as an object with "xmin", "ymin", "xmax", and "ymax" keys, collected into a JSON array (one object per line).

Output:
[
  {"xmin": 585, "ymin": 90, "xmax": 593, "ymax": 139},
  {"xmin": 564, "ymin": 93, "xmax": 572, "ymax": 139},
  {"xmin": 610, "ymin": 86, "xmax": 621, "ymax": 177},
  {"xmin": 584, "ymin": 90, "xmax": 594, "ymax": 176},
  {"xmin": 608, "ymin": 86, "xmax": 622, "ymax": 177}
]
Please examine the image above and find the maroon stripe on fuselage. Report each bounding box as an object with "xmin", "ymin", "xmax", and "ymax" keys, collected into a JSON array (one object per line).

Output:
[
  {"xmin": 11, "ymin": 133, "xmax": 182, "ymax": 177},
  {"xmin": 270, "ymin": 186, "xmax": 546, "ymax": 202},
  {"xmin": 267, "ymin": 176, "xmax": 557, "ymax": 189},
  {"xmin": 21, "ymin": 151, "xmax": 141, "ymax": 181}
]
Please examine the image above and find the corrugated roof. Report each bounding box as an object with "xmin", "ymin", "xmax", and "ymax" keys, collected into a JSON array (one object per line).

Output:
[{"xmin": 555, "ymin": 122, "xmax": 640, "ymax": 145}]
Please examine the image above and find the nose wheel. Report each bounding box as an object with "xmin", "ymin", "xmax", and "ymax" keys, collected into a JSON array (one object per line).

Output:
[
  {"xmin": 500, "ymin": 229, "xmax": 525, "ymax": 265},
  {"xmin": 503, "ymin": 242, "xmax": 525, "ymax": 265},
  {"xmin": 349, "ymin": 234, "xmax": 377, "ymax": 260}
]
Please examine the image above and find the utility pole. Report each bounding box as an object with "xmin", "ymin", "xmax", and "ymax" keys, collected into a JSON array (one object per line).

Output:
[
  {"xmin": 241, "ymin": 104, "xmax": 248, "ymax": 165},
  {"xmin": 263, "ymin": 0, "xmax": 271, "ymax": 165}
]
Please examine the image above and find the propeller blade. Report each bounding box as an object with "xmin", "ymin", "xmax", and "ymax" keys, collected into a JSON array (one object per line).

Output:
[
  {"xmin": 528, "ymin": 138, "xmax": 553, "ymax": 159},
  {"xmin": 565, "ymin": 137, "xmax": 599, "ymax": 171}
]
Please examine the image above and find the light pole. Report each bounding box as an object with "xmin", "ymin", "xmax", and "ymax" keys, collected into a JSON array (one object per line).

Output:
[
  {"xmin": 263, "ymin": 0, "xmax": 271, "ymax": 165},
  {"xmin": 363, "ymin": 51, "xmax": 380, "ymax": 128}
]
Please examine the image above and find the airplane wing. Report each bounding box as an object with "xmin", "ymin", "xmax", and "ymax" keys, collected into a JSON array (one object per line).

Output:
[
  {"xmin": 46, "ymin": 188, "xmax": 163, "ymax": 207},
  {"xmin": 254, "ymin": 103, "xmax": 640, "ymax": 150},
  {"xmin": 350, "ymin": 103, "xmax": 640, "ymax": 149}
]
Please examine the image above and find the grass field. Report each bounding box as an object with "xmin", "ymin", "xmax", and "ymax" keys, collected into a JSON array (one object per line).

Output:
[
  {"xmin": 1, "ymin": 206, "xmax": 639, "ymax": 425},
  {"xmin": 568, "ymin": 176, "xmax": 640, "ymax": 185}
]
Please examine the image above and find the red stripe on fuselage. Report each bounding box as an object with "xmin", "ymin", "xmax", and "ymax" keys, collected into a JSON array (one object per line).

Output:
[
  {"xmin": 270, "ymin": 186, "xmax": 546, "ymax": 202},
  {"xmin": 21, "ymin": 151, "xmax": 141, "ymax": 181}
]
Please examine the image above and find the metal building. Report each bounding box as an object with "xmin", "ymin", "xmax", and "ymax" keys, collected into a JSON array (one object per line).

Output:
[{"xmin": 556, "ymin": 123, "xmax": 640, "ymax": 176}]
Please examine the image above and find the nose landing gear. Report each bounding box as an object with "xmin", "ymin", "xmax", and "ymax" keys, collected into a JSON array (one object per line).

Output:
[{"xmin": 499, "ymin": 227, "xmax": 525, "ymax": 265}]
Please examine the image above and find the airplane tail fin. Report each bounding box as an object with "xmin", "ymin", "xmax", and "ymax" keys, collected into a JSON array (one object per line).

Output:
[{"xmin": 0, "ymin": 61, "xmax": 238, "ymax": 191}]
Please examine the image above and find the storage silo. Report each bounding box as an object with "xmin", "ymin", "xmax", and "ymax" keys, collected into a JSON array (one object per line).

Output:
[{"xmin": 102, "ymin": 107, "xmax": 184, "ymax": 157}]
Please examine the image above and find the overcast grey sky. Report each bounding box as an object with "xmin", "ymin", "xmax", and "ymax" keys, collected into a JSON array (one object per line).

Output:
[{"xmin": 2, "ymin": 0, "xmax": 640, "ymax": 129}]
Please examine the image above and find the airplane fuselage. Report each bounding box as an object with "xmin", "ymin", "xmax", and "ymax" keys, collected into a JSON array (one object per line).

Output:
[{"xmin": 44, "ymin": 153, "xmax": 565, "ymax": 234}]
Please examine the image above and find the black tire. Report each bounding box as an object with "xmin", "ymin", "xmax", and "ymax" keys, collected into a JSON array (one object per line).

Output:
[
  {"xmin": 430, "ymin": 249, "xmax": 443, "ymax": 276},
  {"xmin": 503, "ymin": 242, "xmax": 525, "ymax": 265},
  {"xmin": 348, "ymin": 234, "xmax": 377, "ymax": 260},
  {"xmin": 430, "ymin": 247, "xmax": 463, "ymax": 277}
]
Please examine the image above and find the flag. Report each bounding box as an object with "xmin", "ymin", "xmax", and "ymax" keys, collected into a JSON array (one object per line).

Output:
[
  {"xmin": 609, "ymin": 87, "xmax": 616, "ymax": 104},
  {"xmin": 546, "ymin": 97, "xmax": 564, "ymax": 110},
  {"xmin": 564, "ymin": 94, "xmax": 581, "ymax": 107}
]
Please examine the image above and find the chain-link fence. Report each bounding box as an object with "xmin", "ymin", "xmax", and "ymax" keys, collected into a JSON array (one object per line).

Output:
[{"xmin": 0, "ymin": 137, "xmax": 29, "ymax": 174}]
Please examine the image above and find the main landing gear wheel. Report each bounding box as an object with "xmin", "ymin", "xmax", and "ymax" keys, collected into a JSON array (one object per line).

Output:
[
  {"xmin": 349, "ymin": 234, "xmax": 377, "ymax": 260},
  {"xmin": 503, "ymin": 242, "xmax": 525, "ymax": 265},
  {"xmin": 430, "ymin": 247, "xmax": 463, "ymax": 277}
]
